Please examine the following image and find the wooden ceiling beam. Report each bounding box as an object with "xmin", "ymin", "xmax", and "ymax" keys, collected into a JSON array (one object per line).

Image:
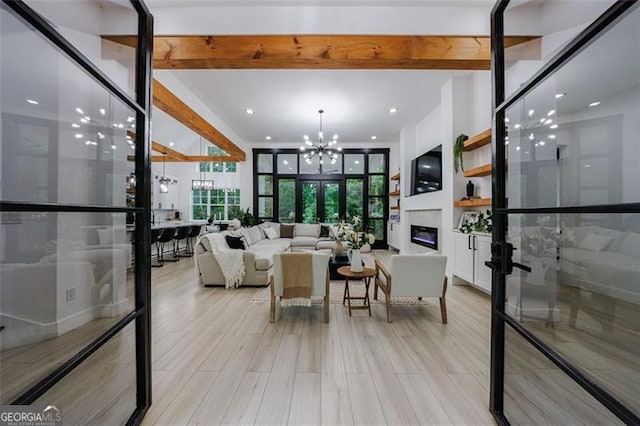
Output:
[
  {"xmin": 152, "ymin": 79, "xmax": 246, "ymax": 161},
  {"xmin": 151, "ymin": 141, "xmax": 188, "ymax": 161},
  {"xmin": 150, "ymin": 155, "xmax": 238, "ymax": 162},
  {"xmin": 103, "ymin": 35, "xmax": 539, "ymax": 70}
]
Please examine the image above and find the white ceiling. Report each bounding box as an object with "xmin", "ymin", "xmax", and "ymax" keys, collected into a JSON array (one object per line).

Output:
[{"xmin": 163, "ymin": 69, "xmax": 469, "ymax": 147}]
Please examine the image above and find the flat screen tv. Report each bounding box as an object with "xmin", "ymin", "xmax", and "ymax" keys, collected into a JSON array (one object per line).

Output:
[{"xmin": 411, "ymin": 145, "xmax": 442, "ymax": 195}]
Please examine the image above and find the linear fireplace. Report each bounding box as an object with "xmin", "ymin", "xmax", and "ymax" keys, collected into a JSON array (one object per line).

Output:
[{"xmin": 410, "ymin": 225, "xmax": 438, "ymax": 250}]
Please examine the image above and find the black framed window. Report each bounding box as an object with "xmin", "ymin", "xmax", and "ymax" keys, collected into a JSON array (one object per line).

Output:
[
  {"xmin": 0, "ymin": 1, "xmax": 153, "ymax": 424},
  {"xmin": 253, "ymin": 148, "xmax": 389, "ymax": 248}
]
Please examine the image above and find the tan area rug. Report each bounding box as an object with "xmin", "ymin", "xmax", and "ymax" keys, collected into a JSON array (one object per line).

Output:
[{"xmin": 250, "ymin": 280, "xmax": 429, "ymax": 305}]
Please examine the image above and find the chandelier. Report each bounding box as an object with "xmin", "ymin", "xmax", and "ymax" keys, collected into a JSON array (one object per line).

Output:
[
  {"xmin": 300, "ymin": 109, "xmax": 342, "ymax": 165},
  {"xmin": 192, "ymin": 136, "xmax": 214, "ymax": 190}
]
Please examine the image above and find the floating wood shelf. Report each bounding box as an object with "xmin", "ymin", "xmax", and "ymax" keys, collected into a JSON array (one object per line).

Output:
[
  {"xmin": 463, "ymin": 128, "xmax": 492, "ymax": 151},
  {"xmin": 390, "ymin": 206, "xmax": 400, "ymax": 210},
  {"xmin": 464, "ymin": 163, "xmax": 492, "ymax": 177},
  {"xmin": 389, "ymin": 190, "xmax": 401, "ymax": 196},
  {"xmin": 390, "ymin": 173, "xmax": 400, "ymax": 181},
  {"xmin": 454, "ymin": 198, "xmax": 492, "ymax": 207}
]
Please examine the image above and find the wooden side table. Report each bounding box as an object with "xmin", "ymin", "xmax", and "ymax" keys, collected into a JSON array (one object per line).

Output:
[{"xmin": 338, "ymin": 266, "xmax": 376, "ymax": 317}]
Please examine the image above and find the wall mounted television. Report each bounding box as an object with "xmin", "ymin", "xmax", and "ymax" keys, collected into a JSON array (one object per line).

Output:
[{"xmin": 411, "ymin": 144, "xmax": 442, "ymax": 195}]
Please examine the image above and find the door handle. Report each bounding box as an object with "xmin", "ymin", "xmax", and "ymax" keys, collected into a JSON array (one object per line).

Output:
[
  {"xmin": 472, "ymin": 235, "xmax": 477, "ymax": 251},
  {"xmin": 468, "ymin": 235, "xmax": 472, "ymax": 250},
  {"xmin": 512, "ymin": 262, "xmax": 532, "ymax": 273}
]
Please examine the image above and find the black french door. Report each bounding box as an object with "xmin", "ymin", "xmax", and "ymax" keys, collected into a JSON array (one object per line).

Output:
[
  {"xmin": 298, "ymin": 179, "xmax": 344, "ymax": 224},
  {"xmin": 489, "ymin": 1, "xmax": 639, "ymax": 424}
]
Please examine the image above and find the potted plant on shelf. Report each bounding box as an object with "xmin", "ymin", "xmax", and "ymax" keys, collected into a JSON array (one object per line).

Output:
[
  {"xmin": 453, "ymin": 133, "xmax": 468, "ymax": 174},
  {"xmin": 459, "ymin": 209, "xmax": 492, "ymax": 234}
]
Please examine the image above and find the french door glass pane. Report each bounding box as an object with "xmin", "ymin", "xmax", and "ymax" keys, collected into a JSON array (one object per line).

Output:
[
  {"xmin": 299, "ymin": 155, "xmax": 319, "ymax": 174},
  {"xmin": 503, "ymin": 6, "xmax": 640, "ymax": 208},
  {"xmin": 0, "ymin": 211, "xmax": 135, "ymax": 404},
  {"xmin": 506, "ymin": 212, "xmax": 640, "ymax": 416},
  {"xmin": 23, "ymin": 0, "xmax": 139, "ymax": 99},
  {"xmin": 258, "ymin": 197, "xmax": 273, "ymax": 218},
  {"xmin": 278, "ymin": 179, "xmax": 296, "ymax": 223},
  {"xmin": 344, "ymin": 154, "xmax": 364, "ymax": 174},
  {"xmin": 258, "ymin": 175, "xmax": 272, "ymax": 195},
  {"xmin": 277, "ymin": 154, "xmax": 298, "ymax": 174},
  {"xmin": 323, "ymin": 182, "xmax": 340, "ymax": 223},
  {"xmin": 503, "ymin": 0, "xmax": 615, "ymax": 99},
  {"xmin": 368, "ymin": 197, "xmax": 384, "ymax": 218},
  {"xmin": 34, "ymin": 321, "xmax": 137, "ymax": 424},
  {"xmin": 369, "ymin": 175, "xmax": 385, "ymax": 196},
  {"xmin": 301, "ymin": 182, "xmax": 318, "ymax": 224},
  {"xmin": 346, "ymin": 179, "xmax": 363, "ymax": 220},
  {"xmin": 257, "ymin": 153, "xmax": 273, "ymax": 173},
  {"xmin": 368, "ymin": 153, "xmax": 386, "ymax": 173},
  {"xmin": 368, "ymin": 218, "xmax": 385, "ymax": 241},
  {"xmin": 0, "ymin": 5, "xmax": 139, "ymax": 208},
  {"xmin": 504, "ymin": 326, "xmax": 623, "ymax": 425}
]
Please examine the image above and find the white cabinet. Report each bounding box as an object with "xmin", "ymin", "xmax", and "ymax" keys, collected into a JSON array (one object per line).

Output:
[
  {"xmin": 453, "ymin": 231, "xmax": 492, "ymax": 293},
  {"xmin": 388, "ymin": 221, "xmax": 401, "ymax": 250}
]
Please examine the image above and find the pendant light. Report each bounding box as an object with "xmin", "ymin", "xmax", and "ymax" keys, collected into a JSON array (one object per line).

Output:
[{"xmin": 159, "ymin": 152, "xmax": 169, "ymax": 193}]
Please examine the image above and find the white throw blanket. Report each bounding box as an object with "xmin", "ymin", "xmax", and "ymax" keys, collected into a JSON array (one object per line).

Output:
[{"xmin": 212, "ymin": 246, "xmax": 245, "ymax": 289}]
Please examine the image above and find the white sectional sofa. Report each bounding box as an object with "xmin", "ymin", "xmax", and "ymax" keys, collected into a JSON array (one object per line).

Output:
[{"xmin": 194, "ymin": 222, "xmax": 365, "ymax": 287}]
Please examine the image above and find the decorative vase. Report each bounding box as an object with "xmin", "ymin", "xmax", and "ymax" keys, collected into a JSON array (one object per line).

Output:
[
  {"xmin": 348, "ymin": 249, "xmax": 363, "ymax": 273},
  {"xmin": 466, "ymin": 180, "xmax": 475, "ymax": 198},
  {"xmin": 334, "ymin": 241, "xmax": 345, "ymax": 258}
]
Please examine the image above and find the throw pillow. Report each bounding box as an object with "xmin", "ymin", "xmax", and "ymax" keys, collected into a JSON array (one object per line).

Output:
[
  {"xmin": 578, "ymin": 233, "xmax": 613, "ymax": 252},
  {"xmin": 264, "ymin": 227, "xmax": 278, "ymax": 240},
  {"xmin": 280, "ymin": 224, "xmax": 295, "ymax": 239},
  {"xmin": 320, "ymin": 225, "xmax": 331, "ymax": 238},
  {"xmin": 294, "ymin": 223, "xmax": 320, "ymax": 237},
  {"xmin": 248, "ymin": 226, "xmax": 263, "ymax": 245},
  {"xmin": 225, "ymin": 235, "xmax": 246, "ymax": 250}
]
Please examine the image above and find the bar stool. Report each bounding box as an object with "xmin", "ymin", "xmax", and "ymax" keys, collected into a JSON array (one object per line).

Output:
[
  {"xmin": 156, "ymin": 227, "xmax": 178, "ymax": 265},
  {"xmin": 186, "ymin": 225, "xmax": 202, "ymax": 255},
  {"xmin": 173, "ymin": 226, "xmax": 191, "ymax": 257},
  {"xmin": 151, "ymin": 228, "xmax": 162, "ymax": 267}
]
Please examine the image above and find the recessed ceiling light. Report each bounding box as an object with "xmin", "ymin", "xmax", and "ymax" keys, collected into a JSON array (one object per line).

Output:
[
  {"xmin": 555, "ymin": 93, "xmax": 566, "ymax": 99},
  {"xmin": 371, "ymin": 136, "xmax": 377, "ymax": 140},
  {"xmin": 169, "ymin": 142, "xmax": 174, "ymax": 147},
  {"xmin": 26, "ymin": 99, "xmax": 39, "ymax": 105},
  {"xmin": 265, "ymin": 136, "xmax": 271, "ymax": 140},
  {"xmin": 75, "ymin": 107, "xmax": 84, "ymax": 114},
  {"xmin": 589, "ymin": 101, "xmax": 600, "ymax": 107},
  {"xmin": 245, "ymin": 108, "xmax": 255, "ymax": 115},
  {"xmin": 388, "ymin": 107, "xmax": 398, "ymax": 114}
]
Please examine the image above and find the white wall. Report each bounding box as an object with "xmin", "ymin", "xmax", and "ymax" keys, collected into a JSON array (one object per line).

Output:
[{"xmin": 394, "ymin": 71, "xmax": 492, "ymax": 276}]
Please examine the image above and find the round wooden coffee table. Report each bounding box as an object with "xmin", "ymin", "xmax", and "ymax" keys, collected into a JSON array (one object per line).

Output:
[{"xmin": 337, "ymin": 266, "xmax": 376, "ymax": 317}]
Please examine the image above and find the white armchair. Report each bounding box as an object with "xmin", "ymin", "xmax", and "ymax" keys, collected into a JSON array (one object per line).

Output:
[
  {"xmin": 270, "ymin": 252, "xmax": 330, "ymax": 323},
  {"xmin": 374, "ymin": 254, "xmax": 448, "ymax": 323}
]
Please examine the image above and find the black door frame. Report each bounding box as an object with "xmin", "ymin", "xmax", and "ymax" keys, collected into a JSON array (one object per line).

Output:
[
  {"xmin": 489, "ymin": 1, "xmax": 640, "ymax": 424},
  {"xmin": 0, "ymin": 1, "xmax": 154, "ymax": 423},
  {"xmin": 297, "ymin": 178, "xmax": 345, "ymax": 223}
]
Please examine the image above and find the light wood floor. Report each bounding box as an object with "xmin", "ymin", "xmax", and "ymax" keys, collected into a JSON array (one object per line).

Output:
[{"xmin": 3, "ymin": 251, "xmax": 635, "ymax": 424}]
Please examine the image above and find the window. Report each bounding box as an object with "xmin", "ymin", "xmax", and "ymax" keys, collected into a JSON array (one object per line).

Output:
[
  {"xmin": 191, "ymin": 188, "xmax": 241, "ymax": 221},
  {"xmin": 199, "ymin": 146, "xmax": 236, "ymax": 173}
]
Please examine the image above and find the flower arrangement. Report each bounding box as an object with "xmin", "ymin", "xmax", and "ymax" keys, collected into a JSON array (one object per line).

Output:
[
  {"xmin": 459, "ymin": 210, "xmax": 492, "ymax": 234},
  {"xmin": 342, "ymin": 216, "xmax": 375, "ymax": 250}
]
